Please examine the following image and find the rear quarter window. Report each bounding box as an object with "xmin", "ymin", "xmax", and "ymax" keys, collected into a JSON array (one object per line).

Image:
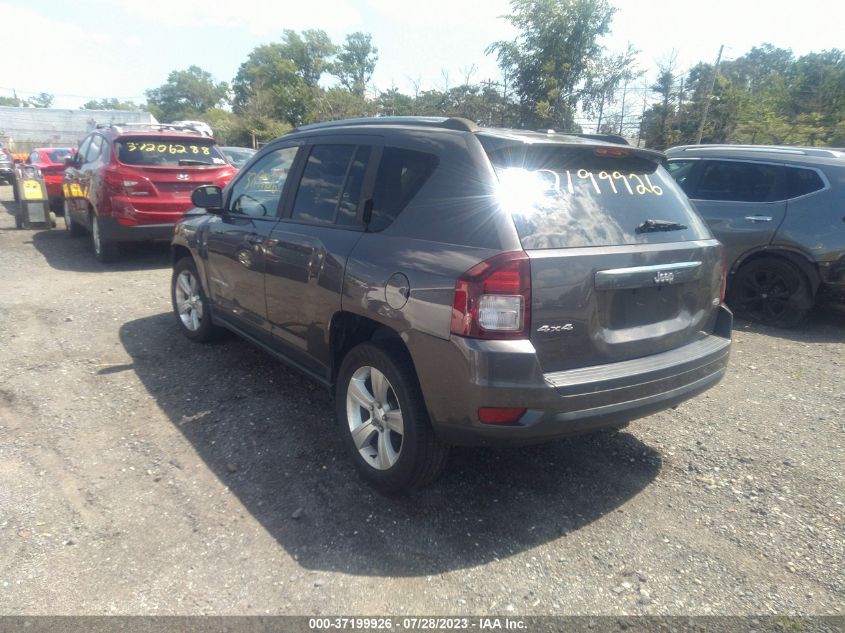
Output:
[
  {"xmin": 785, "ymin": 166, "xmax": 825, "ymax": 198},
  {"xmin": 485, "ymin": 144, "xmax": 710, "ymax": 249},
  {"xmin": 368, "ymin": 147, "xmax": 439, "ymax": 232}
]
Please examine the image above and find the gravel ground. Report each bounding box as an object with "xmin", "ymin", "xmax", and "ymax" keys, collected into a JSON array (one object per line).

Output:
[{"xmin": 0, "ymin": 185, "xmax": 843, "ymax": 616}]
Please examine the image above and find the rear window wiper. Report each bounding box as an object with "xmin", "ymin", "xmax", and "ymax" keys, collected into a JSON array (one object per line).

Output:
[
  {"xmin": 636, "ymin": 219, "xmax": 688, "ymax": 234},
  {"xmin": 178, "ymin": 159, "xmax": 212, "ymax": 166}
]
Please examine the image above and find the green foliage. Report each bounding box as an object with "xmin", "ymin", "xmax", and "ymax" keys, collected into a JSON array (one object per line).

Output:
[
  {"xmin": 0, "ymin": 96, "xmax": 24, "ymax": 107},
  {"xmin": 332, "ymin": 32, "xmax": 378, "ymax": 97},
  {"xmin": 27, "ymin": 92, "xmax": 54, "ymax": 108},
  {"xmin": 232, "ymin": 30, "xmax": 336, "ymax": 127},
  {"xmin": 488, "ymin": 0, "xmax": 618, "ymax": 130},
  {"xmin": 81, "ymin": 98, "xmax": 141, "ymax": 111},
  {"xmin": 145, "ymin": 66, "xmax": 229, "ymax": 121},
  {"xmin": 640, "ymin": 44, "xmax": 844, "ymax": 148}
]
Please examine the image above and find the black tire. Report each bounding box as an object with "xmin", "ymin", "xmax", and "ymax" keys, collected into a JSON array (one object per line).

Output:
[
  {"xmin": 64, "ymin": 201, "xmax": 85, "ymax": 237},
  {"xmin": 728, "ymin": 257, "xmax": 813, "ymax": 328},
  {"xmin": 91, "ymin": 213, "xmax": 119, "ymax": 262},
  {"xmin": 335, "ymin": 342, "xmax": 449, "ymax": 493},
  {"xmin": 171, "ymin": 257, "xmax": 223, "ymax": 343}
]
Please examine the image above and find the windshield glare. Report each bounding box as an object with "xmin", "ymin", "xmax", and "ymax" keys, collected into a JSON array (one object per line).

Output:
[{"xmin": 487, "ymin": 145, "xmax": 710, "ymax": 249}]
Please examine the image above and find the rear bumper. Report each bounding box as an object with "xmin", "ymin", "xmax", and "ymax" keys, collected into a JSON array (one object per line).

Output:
[
  {"xmin": 410, "ymin": 305, "xmax": 733, "ymax": 446},
  {"xmin": 96, "ymin": 216, "xmax": 176, "ymax": 243}
]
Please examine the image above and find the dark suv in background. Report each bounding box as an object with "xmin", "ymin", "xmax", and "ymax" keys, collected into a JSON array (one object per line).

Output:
[
  {"xmin": 172, "ymin": 117, "xmax": 732, "ymax": 491},
  {"xmin": 666, "ymin": 145, "xmax": 845, "ymax": 326},
  {"xmin": 63, "ymin": 124, "xmax": 236, "ymax": 262},
  {"xmin": 0, "ymin": 143, "xmax": 14, "ymax": 185}
]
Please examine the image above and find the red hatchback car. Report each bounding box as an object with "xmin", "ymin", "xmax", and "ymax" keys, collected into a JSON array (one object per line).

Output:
[
  {"xmin": 26, "ymin": 147, "xmax": 76, "ymax": 213},
  {"xmin": 63, "ymin": 124, "xmax": 236, "ymax": 262}
]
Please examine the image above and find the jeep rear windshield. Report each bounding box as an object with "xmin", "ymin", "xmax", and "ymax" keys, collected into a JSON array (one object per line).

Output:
[
  {"xmin": 484, "ymin": 142, "xmax": 710, "ymax": 249},
  {"xmin": 114, "ymin": 137, "xmax": 227, "ymax": 167}
]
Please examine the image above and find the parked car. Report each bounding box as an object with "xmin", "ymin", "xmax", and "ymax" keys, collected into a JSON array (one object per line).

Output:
[
  {"xmin": 170, "ymin": 120, "xmax": 213, "ymax": 137},
  {"xmin": 665, "ymin": 144, "xmax": 845, "ymax": 326},
  {"xmin": 25, "ymin": 147, "xmax": 76, "ymax": 213},
  {"xmin": 171, "ymin": 116, "xmax": 732, "ymax": 491},
  {"xmin": 220, "ymin": 146, "xmax": 257, "ymax": 169},
  {"xmin": 64, "ymin": 124, "xmax": 236, "ymax": 262},
  {"xmin": 0, "ymin": 143, "xmax": 14, "ymax": 185}
]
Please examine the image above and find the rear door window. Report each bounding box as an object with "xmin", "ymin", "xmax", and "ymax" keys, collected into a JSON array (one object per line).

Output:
[
  {"xmin": 694, "ymin": 160, "xmax": 784, "ymax": 202},
  {"xmin": 485, "ymin": 144, "xmax": 710, "ymax": 249},
  {"xmin": 369, "ymin": 147, "xmax": 438, "ymax": 232},
  {"xmin": 290, "ymin": 144, "xmax": 371, "ymax": 226}
]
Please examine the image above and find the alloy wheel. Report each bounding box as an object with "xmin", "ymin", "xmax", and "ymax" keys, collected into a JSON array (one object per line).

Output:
[
  {"xmin": 345, "ymin": 366, "xmax": 404, "ymax": 470},
  {"xmin": 734, "ymin": 268, "xmax": 795, "ymax": 323},
  {"xmin": 174, "ymin": 270, "xmax": 204, "ymax": 332}
]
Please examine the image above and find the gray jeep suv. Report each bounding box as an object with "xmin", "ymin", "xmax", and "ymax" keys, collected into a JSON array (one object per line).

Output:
[
  {"xmin": 172, "ymin": 117, "xmax": 732, "ymax": 491},
  {"xmin": 666, "ymin": 144, "xmax": 845, "ymax": 326}
]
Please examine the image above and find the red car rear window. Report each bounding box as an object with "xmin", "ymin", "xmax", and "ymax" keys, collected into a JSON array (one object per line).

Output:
[{"xmin": 115, "ymin": 137, "xmax": 227, "ymax": 167}]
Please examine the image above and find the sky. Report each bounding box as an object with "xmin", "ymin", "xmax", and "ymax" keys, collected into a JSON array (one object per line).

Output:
[{"xmin": 1, "ymin": 0, "xmax": 843, "ymax": 112}]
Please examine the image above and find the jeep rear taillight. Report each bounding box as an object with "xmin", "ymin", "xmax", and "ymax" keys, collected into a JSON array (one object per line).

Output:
[{"xmin": 450, "ymin": 251, "xmax": 531, "ymax": 340}]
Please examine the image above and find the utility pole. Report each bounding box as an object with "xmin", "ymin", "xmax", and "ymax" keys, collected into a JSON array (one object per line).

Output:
[
  {"xmin": 695, "ymin": 44, "xmax": 724, "ymax": 144},
  {"xmin": 637, "ymin": 78, "xmax": 648, "ymax": 147},
  {"xmin": 618, "ymin": 77, "xmax": 629, "ymax": 136}
]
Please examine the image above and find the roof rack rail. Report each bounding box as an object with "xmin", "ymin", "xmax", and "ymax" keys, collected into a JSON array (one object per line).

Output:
[
  {"xmin": 559, "ymin": 132, "xmax": 630, "ymax": 146},
  {"xmin": 673, "ymin": 144, "xmax": 845, "ymax": 158},
  {"xmin": 95, "ymin": 122, "xmax": 204, "ymax": 135},
  {"xmin": 296, "ymin": 116, "xmax": 479, "ymax": 133}
]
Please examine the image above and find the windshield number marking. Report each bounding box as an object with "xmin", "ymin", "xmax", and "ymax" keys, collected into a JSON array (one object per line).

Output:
[{"xmin": 125, "ymin": 142, "xmax": 210, "ymax": 155}]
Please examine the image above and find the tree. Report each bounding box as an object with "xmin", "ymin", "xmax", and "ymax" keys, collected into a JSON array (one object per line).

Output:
[
  {"xmin": 28, "ymin": 92, "xmax": 54, "ymax": 108},
  {"xmin": 641, "ymin": 59, "xmax": 679, "ymax": 149},
  {"xmin": 377, "ymin": 87, "xmax": 414, "ymax": 116},
  {"xmin": 233, "ymin": 30, "xmax": 336, "ymax": 127},
  {"xmin": 81, "ymin": 98, "xmax": 140, "ymax": 111},
  {"xmin": 488, "ymin": 0, "xmax": 617, "ymax": 130},
  {"xmin": 0, "ymin": 96, "xmax": 23, "ymax": 107},
  {"xmin": 314, "ymin": 87, "xmax": 377, "ymax": 121},
  {"xmin": 332, "ymin": 32, "xmax": 378, "ymax": 97},
  {"xmin": 582, "ymin": 45, "xmax": 639, "ymax": 132},
  {"xmin": 145, "ymin": 66, "xmax": 229, "ymax": 121}
]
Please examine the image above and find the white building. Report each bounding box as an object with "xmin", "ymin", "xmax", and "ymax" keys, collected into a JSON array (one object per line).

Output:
[{"xmin": 0, "ymin": 107, "xmax": 158, "ymax": 152}]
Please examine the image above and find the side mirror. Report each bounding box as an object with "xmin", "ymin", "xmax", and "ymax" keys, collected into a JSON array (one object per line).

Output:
[{"xmin": 191, "ymin": 185, "xmax": 223, "ymax": 211}]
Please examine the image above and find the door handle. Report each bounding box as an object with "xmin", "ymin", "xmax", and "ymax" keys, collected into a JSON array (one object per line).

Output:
[{"xmin": 744, "ymin": 215, "xmax": 773, "ymax": 223}]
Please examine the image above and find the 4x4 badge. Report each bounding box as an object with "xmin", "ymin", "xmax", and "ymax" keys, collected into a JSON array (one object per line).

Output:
[{"xmin": 537, "ymin": 324, "xmax": 574, "ymax": 333}]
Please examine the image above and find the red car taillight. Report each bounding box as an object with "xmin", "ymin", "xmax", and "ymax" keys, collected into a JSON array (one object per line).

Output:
[
  {"xmin": 450, "ymin": 250, "xmax": 531, "ymax": 340},
  {"xmin": 103, "ymin": 167, "xmax": 155, "ymax": 197}
]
